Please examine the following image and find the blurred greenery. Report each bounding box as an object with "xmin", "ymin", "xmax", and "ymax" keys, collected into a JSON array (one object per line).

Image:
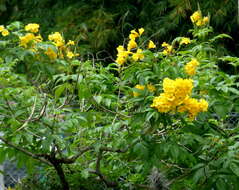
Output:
[{"xmin": 0, "ymin": 0, "xmax": 238, "ymax": 61}]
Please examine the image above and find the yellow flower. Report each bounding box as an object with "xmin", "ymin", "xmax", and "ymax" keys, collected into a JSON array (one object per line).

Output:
[
  {"xmin": 162, "ymin": 42, "xmax": 173, "ymax": 55},
  {"xmin": 196, "ymin": 20, "xmax": 203, "ymax": 26},
  {"xmin": 180, "ymin": 37, "xmax": 191, "ymax": 45},
  {"xmin": 199, "ymin": 99, "xmax": 208, "ymax": 112},
  {"xmin": 45, "ymin": 48, "xmax": 57, "ymax": 60},
  {"xmin": 147, "ymin": 84, "xmax": 156, "ymax": 92},
  {"xmin": 138, "ymin": 28, "xmax": 144, "ymax": 36},
  {"xmin": 6, "ymin": 187, "xmax": 15, "ymax": 190},
  {"xmin": 202, "ymin": 16, "xmax": 209, "ymax": 25},
  {"xmin": 184, "ymin": 58, "xmax": 199, "ymax": 76},
  {"xmin": 116, "ymin": 56, "xmax": 126, "ymax": 65},
  {"xmin": 127, "ymin": 39, "xmax": 137, "ymax": 51},
  {"xmin": 1, "ymin": 29, "xmax": 9, "ymax": 36},
  {"xmin": 133, "ymin": 84, "xmax": 145, "ymax": 97},
  {"xmin": 25, "ymin": 23, "xmax": 40, "ymax": 33},
  {"xmin": 35, "ymin": 34, "xmax": 43, "ymax": 42},
  {"xmin": 129, "ymin": 30, "xmax": 139, "ymax": 40},
  {"xmin": 66, "ymin": 51, "xmax": 75, "ymax": 59},
  {"xmin": 132, "ymin": 49, "xmax": 144, "ymax": 61},
  {"xmin": 117, "ymin": 45, "xmax": 124, "ymax": 52},
  {"xmin": 151, "ymin": 78, "xmax": 194, "ymax": 113},
  {"xmin": 0, "ymin": 25, "xmax": 5, "ymax": 32},
  {"xmin": 48, "ymin": 32, "xmax": 64, "ymax": 47},
  {"xmin": 115, "ymin": 45, "xmax": 130, "ymax": 65},
  {"xmin": 178, "ymin": 97, "xmax": 208, "ymax": 120},
  {"xmin": 148, "ymin": 40, "xmax": 156, "ymax": 49},
  {"xmin": 190, "ymin": 11, "xmax": 201, "ymax": 23},
  {"xmin": 67, "ymin": 40, "xmax": 75, "ymax": 46},
  {"xmin": 19, "ymin": 33, "xmax": 35, "ymax": 48},
  {"xmin": 162, "ymin": 42, "xmax": 169, "ymax": 47},
  {"xmin": 151, "ymin": 94, "xmax": 172, "ymax": 113}
]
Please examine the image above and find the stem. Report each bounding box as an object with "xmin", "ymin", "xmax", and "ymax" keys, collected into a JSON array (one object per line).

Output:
[{"xmin": 51, "ymin": 161, "xmax": 69, "ymax": 190}]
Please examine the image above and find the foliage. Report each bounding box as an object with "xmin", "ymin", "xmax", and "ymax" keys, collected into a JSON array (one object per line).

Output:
[
  {"xmin": 0, "ymin": 10, "xmax": 239, "ymax": 190},
  {"xmin": 0, "ymin": 0, "xmax": 237, "ymax": 59}
]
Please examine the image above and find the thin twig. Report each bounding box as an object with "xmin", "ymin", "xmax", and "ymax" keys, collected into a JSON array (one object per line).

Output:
[{"xmin": 16, "ymin": 97, "xmax": 37, "ymax": 132}]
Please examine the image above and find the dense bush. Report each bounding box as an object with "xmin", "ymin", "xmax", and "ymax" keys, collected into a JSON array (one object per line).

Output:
[{"xmin": 0, "ymin": 10, "xmax": 239, "ymax": 190}]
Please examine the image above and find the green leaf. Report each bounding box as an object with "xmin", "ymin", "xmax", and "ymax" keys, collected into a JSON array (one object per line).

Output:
[
  {"xmin": 210, "ymin": 34, "xmax": 232, "ymax": 43},
  {"xmin": 55, "ymin": 84, "xmax": 66, "ymax": 100},
  {"xmin": 216, "ymin": 178, "xmax": 228, "ymax": 190},
  {"xmin": 133, "ymin": 142, "xmax": 148, "ymax": 159},
  {"xmin": 81, "ymin": 169, "xmax": 89, "ymax": 179},
  {"xmin": 193, "ymin": 167, "xmax": 204, "ymax": 184},
  {"xmin": 230, "ymin": 163, "xmax": 239, "ymax": 177},
  {"xmin": 94, "ymin": 95, "xmax": 102, "ymax": 104}
]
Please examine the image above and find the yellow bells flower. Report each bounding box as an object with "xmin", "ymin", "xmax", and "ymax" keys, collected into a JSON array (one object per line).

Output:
[
  {"xmin": 1, "ymin": 29, "xmax": 9, "ymax": 36},
  {"xmin": 45, "ymin": 47, "xmax": 57, "ymax": 60},
  {"xmin": 0, "ymin": 25, "xmax": 5, "ymax": 32},
  {"xmin": 178, "ymin": 97, "xmax": 208, "ymax": 120},
  {"xmin": 48, "ymin": 32, "xmax": 65, "ymax": 47},
  {"xmin": 129, "ymin": 30, "xmax": 139, "ymax": 40},
  {"xmin": 148, "ymin": 40, "xmax": 156, "ymax": 49},
  {"xmin": 6, "ymin": 187, "xmax": 15, "ymax": 190},
  {"xmin": 184, "ymin": 58, "xmax": 199, "ymax": 76},
  {"xmin": 202, "ymin": 16, "xmax": 209, "ymax": 25},
  {"xmin": 115, "ymin": 45, "xmax": 130, "ymax": 65},
  {"xmin": 25, "ymin": 23, "xmax": 40, "ymax": 33},
  {"xmin": 116, "ymin": 56, "xmax": 126, "ymax": 65},
  {"xmin": 133, "ymin": 84, "xmax": 145, "ymax": 97},
  {"xmin": 180, "ymin": 37, "xmax": 191, "ymax": 45},
  {"xmin": 199, "ymin": 99, "xmax": 208, "ymax": 112},
  {"xmin": 117, "ymin": 45, "xmax": 124, "ymax": 52},
  {"xmin": 66, "ymin": 51, "xmax": 75, "ymax": 59},
  {"xmin": 35, "ymin": 34, "xmax": 43, "ymax": 42},
  {"xmin": 162, "ymin": 42, "xmax": 173, "ymax": 55},
  {"xmin": 138, "ymin": 28, "xmax": 144, "ymax": 36},
  {"xmin": 67, "ymin": 40, "xmax": 75, "ymax": 46},
  {"xmin": 127, "ymin": 39, "xmax": 137, "ymax": 51},
  {"xmin": 132, "ymin": 49, "xmax": 144, "ymax": 61},
  {"xmin": 190, "ymin": 11, "xmax": 201, "ymax": 23},
  {"xmin": 162, "ymin": 42, "xmax": 169, "ymax": 47},
  {"xmin": 147, "ymin": 84, "xmax": 156, "ymax": 92},
  {"xmin": 19, "ymin": 33, "xmax": 35, "ymax": 48},
  {"xmin": 151, "ymin": 78, "xmax": 194, "ymax": 113},
  {"xmin": 196, "ymin": 20, "xmax": 203, "ymax": 26}
]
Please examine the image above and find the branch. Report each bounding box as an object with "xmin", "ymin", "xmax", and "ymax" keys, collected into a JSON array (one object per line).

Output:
[
  {"xmin": 89, "ymin": 150, "xmax": 118, "ymax": 187},
  {"xmin": 0, "ymin": 136, "xmax": 52, "ymax": 166},
  {"xmin": 89, "ymin": 170, "xmax": 118, "ymax": 187},
  {"xmin": 56, "ymin": 146, "xmax": 93, "ymax": 164},
  {"xmin": 16, "ymin": 97, "xmax": 37, "ymax": 132}
]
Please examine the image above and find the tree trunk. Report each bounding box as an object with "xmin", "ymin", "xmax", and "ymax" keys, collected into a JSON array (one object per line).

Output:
[{"xmin": 52, "ymin": 161, "xmax": 69, "ymax": 190}]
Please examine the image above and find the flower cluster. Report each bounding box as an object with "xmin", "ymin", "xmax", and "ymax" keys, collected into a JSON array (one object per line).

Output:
[
  {"xmin": 115, "ymin": 28, "xmax": 156, "ymax": 65},
  {"xmin": 18, "ymin": 23, "xmax": 79, "ymax": 60},
  {"xmin": 0, "ymin": 25, "xmax": 9, "ymax": 36},
  {"xmin": 25, "ymin": 23, "xmax": 40, "ymax": 33},
  {"xmin": 48, "ymin": 32, "xmax": 78, "ymax": 59},
  {"xmin": 19, "ymin": 33, "xmax": 43, "ymax": 48},
  {"xmin": 190, "ymin": 11, "xmax": 209, "ymax": 26},
  {"xmin": 178, "ymin": 97, "xmax": 208, "ymax": 119},
  {"xmin": 162, "ymin": 42, "xmax": 173, "ymax": 55},
  {"xmin": 184, "ymin": 58, "xmax": 199, "ymax": 76},
  {"xmin": 133, "ymin": 84, "xmax": 156, "ymax": 97},
  {"xmin": 151, "ymin": 78, "xmax": 208, "ymax": 119},
  {"xmin": 180, "ymin": 37, "xmax": 191, "ymax": 45}
]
